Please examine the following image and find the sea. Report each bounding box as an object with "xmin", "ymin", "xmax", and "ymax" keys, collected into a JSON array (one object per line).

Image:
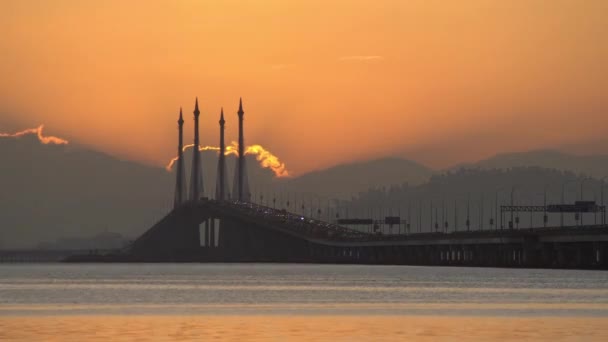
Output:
[{"xmin": 1, "ymin": 263, "xmax": 608, "ymax": 341}]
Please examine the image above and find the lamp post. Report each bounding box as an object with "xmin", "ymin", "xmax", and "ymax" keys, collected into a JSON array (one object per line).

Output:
[
  {"xmin": 561, "ymin": 179, "xmax": 577, "ymax": 227},
  {"xmin": 496, "ymin": 191, "xmax": 499, "ymax": 230},
  {"xmin": 489, "ymin": 195, "xmax": 496, "ymax": 230},
  {"xmin": 543, "ymin": 184, "xmax": 550, "ymax": 228},
  {"xmin": 430, "ymin": 200, "xmax": 434, "ymax": 232},
  {"xmin": 466, "ymin": 193, "xmax": 471, "ymax": 232},
  {"xmin": 454, "ymin": 199, "xmax": 458, "ymax": 233},
  {"xmin": 601, "ymin": 176, "xmax": 608, "ymax": 225},
  {"xmin": 495, "ymin": 187, "xmax": 508, "ymax": 230},
  {"xmin": 419, "ymin": 199, "xmax": 423, "ymax": 233},
  {"xmin": 435, "ymin": 206, "xmax": 439, "ymax": 233},
  {"xmin": 580, "ymin": 177, "xmax": 593, "ymax": 226},
  {"xmin": 594, "ymin": 191, "xmax": 598, "ymax": 225},
  {"xmin": 309, "ymin": 197, "xmax": 313, "ymax": 218},
  {"xmin": 510, "ymin": 185, "xmax": 519, "ymax": 230},
  {"xmin": 407, "ymin": 202, "xmax": 412, "ymax": 235},
  {"xmin": 531, "ymin": 192, "xmax": 545, "ymax": 229},
  {"xmin": 480, "ymin": 193, "xmax": 484, "ymax": 231},
  {"xmin": 443, "ymin": 198, "xmax": 448, "ymax": 233}
]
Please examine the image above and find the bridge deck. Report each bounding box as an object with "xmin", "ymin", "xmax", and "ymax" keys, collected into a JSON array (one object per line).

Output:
[
  {"xmin": 207, "ymin": 200, "xmax": 608, "ymax": 247},
  {"xmin": 63, "ymin": 199, "xmax": 608, "ymax": 268}
]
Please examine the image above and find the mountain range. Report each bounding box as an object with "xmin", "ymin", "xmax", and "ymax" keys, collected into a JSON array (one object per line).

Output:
[
  {"xmin": 2, "ymin": 134, "xmax": 608, "ymax": 248},
  {"xmin": 454, "ymin": 150, "xmax": 608, "ymax": 178}
]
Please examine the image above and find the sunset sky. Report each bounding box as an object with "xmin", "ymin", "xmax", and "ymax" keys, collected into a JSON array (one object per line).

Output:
[{"xmin": 1, "ymin": 0, "xmax": 607, "ymax": 175}]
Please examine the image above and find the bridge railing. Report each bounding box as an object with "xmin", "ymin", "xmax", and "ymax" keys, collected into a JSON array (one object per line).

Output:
[
  {"xmin": 213, "ymin": 200, "xmax": 372, "ymax": 241},
  {"xmin": 206, "ymin": 199, "xmax": 608, "ymax": 244}
]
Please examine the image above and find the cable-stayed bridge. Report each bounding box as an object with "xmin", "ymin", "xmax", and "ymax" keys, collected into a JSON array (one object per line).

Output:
[{"xmin": 66, "ymin": 98, "xmax": 608, "ymax": 269}]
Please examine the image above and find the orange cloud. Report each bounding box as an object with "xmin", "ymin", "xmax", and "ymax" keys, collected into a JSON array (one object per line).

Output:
[
  {"xmin": 0, "ymin": 125, "xmax": 68, "ymax": 145},
  {"xmin": 244, "ymin": 143, "xmax": 290, "ymax": 178},
  {"xmin": 166, "ymin": 142, "xmax": 290, "ymax": 178}
]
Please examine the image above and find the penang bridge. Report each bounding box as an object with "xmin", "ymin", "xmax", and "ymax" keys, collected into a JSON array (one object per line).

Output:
[{"xmin": 67, "ymin": 99, "xmax": 608, "ymax": 269}]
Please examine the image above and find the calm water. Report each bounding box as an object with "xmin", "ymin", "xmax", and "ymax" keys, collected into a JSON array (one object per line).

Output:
[{"xmin": 1, "ymin": 263, "xmax": 608, "ymax": 340}]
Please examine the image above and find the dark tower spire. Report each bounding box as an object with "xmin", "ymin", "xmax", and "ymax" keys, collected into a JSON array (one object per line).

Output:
[
  {"xmin": 173, "ymin": 107, "xmax": 187, "ymax": 209},
  {"xmin": 215, "ymin": 108, "xmax": 229, "ymax": 200},
  {"xmin": 189, "ymin": 97, "xmax": 204, "ymax": 201},
  {"xmin": 232, "ymin": 97, "xmax": 250, "ymax": 201}
]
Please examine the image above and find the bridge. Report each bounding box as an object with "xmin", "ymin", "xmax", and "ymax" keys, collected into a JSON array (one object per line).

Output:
[
  {"xmin": 65, "ymin": 198, "xmax": 608, "ymax": 269},
  {"xmin": 65, "ymin": 98, "xmax": 608, "ymax": 269}
]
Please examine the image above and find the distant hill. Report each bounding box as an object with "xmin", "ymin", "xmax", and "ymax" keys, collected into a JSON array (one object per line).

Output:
[
  {"xmin": 0, "ymin": 142, "xmax": 432, "ymax": 245},
  {"xmin": 285, "ymin": 157, "xmax": 433, "ymax": 199},
  {"xmin": 0, "ymin": 133, "xmax": 281, "ymax": 248},
  {"xmin": 454, "ymin": 150, "xmax": 608, "ymax": 179},
  {"xmin": 5, "ymin": 133, "xmax": 608, "ymax": 248},
  {"xmin": 345, "ymin": 166, "xmax": 600, "ymax": 232},
  {"xmin": 0, "ymin": 135, "xmax": 173, "ymax": 248}
]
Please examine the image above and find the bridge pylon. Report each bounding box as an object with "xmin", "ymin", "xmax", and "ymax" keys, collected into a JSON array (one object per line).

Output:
[
  {"xmin": 232, "ymin": 98, "xmax": 250, "ymax": 202},
  {"xmin": 215, "ymin": 108, "xmax": 230, "ymax": 201},
  {"xmin": 189, "ymin": 97, "xmax": 204, "ymax": 201},
  {"xmin": 173, "ymin": 108, "xmax": 187, "ymax": 208}
]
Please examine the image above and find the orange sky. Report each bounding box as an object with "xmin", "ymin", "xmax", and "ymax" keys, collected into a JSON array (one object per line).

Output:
[{"xmin": 1, "ymin": 0, "xmax": 607, "ymax": 175}]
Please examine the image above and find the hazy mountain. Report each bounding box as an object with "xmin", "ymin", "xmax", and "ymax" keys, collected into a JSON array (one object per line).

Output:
[
  {"xmin": 5, "ymin": 134, "xmax": 607, "ymax": 249},
  {"xmin": 559, "ymin": 139, "xmax": 608, "ymax": 157},
  {"xmin": 0, "ymin": 135, "xmax": 173, "ymax": 248},
  {"xmin": 344, "ymin": 167, "xmax": 605, "ymax": 233},
  {"xmin": 284, "ymin": 157, "xmax": 433, "ymax": 199},
  {"xmin": 455, "ymin": 150, "xmax": 608, "ymax": 179},
  {"xmin": 0, "ymin": 134, "xmax": 281, "ymax": 248},
  {"xmin": 0, "ymin": 135, "xmax": 433, "ymax": 247}
]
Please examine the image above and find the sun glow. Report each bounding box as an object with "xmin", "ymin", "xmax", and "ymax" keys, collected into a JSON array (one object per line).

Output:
[{"xmin": 166, "ymin": 142, "xmax": 290, "ymax": 178}]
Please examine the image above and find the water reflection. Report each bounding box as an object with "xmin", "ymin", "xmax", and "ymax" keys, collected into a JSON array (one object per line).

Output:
[{"xmin": 1, "ymin": 264, "xmax": 608, "ymax": 340}]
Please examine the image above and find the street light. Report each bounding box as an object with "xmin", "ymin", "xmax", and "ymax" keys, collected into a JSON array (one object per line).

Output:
[
  {"xmin": 531, "ymin": 192, "xmax": 546, "ymax": 229},
  {"xmin": 601, "ymin": 176, "xmax": 608, "ymax": 225},
  {"xmin": 418, "ymin": 199, "xmax": 423, "ymax": 233},
  {"xmin": 594, "ymin": 191, "xmax": 598, "ymax": 225},
  {"xmin": 466, "ymin": 193, "xmax": 471, "ymax": 232},
  {"xmin": 495, "ymin": 187, "xmax": 508, "ymax": 230},
  {"xmin": 452, "ymin": 195, "xmax": 469, "ymax": 232},
  {"xmin": 580, "ymin": 177, "xmax": 593, "ymax": 226},
  {"xmin": 543, "ymin": 184, "xmax": 551, "ymax": 228},
  {"xmin": 479, "ymin": 193, "xmax": 484, "ymax": 231},
  {"xmin": 561, "ymin": 179, "xmax": 578, "ymax": 227},
  {"xmin": 454, "ymin": 199, "xmax": 458, "ymax": 232},
  {"xmin": 317, "ymin": 196, "xmax": 321, "ymax": 220},
  {"xmin": 443, "ymin": 198, "xmax": 448, "ymax": 233},
  {"xmin": 430, "ymin": 199, "xmax": 434, "ymax": 232},
  {"xmin": 510, "ymin": 185, "xmax": 519, "ymax": 230},
  {"xmin": 407, "ymin": 202, "xmax": 412, "ymax": 235}
]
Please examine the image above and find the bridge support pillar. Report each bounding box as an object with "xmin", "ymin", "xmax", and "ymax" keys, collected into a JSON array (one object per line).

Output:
[
  {"xmin": 201, "ymin": 220, "xmax": 209, "ymax": 247},
  {"xmin": 210, "ymin": 218, "xmax": 216, "ymax": 248}
]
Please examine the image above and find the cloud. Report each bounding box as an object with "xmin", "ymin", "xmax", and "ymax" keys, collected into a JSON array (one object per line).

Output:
[
  {"xmin": 0, "ymin": 125, "xmax": 69, "ymax": 145},
  {"xmin": 166, "ymin": 142, "xmax": 290, "ymax": 178},
  {"xmin": 339, "ymin": 55, "xmax": 384, "ymax": 62}
]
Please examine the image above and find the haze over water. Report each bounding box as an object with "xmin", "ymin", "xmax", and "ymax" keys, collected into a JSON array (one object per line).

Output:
[{"xmin": 1, "ymin": 263, "xmax": 608, "ymax": 340}]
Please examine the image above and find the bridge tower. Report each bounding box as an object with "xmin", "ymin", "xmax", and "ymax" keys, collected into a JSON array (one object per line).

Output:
[
  {"xmin": 232, "ymin": 98, "xmax": 250, "ymax": 202},
  {"xmin": 215, "ymin": 108, "xmax": 230, "ymax": 200},
  {"xmin": 173, "ymin": 108, "xmax": 187, "ymax": 208},
  {"xmin": 189, "ymin": 98, "xmax": 204, "ymax": 201}
]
